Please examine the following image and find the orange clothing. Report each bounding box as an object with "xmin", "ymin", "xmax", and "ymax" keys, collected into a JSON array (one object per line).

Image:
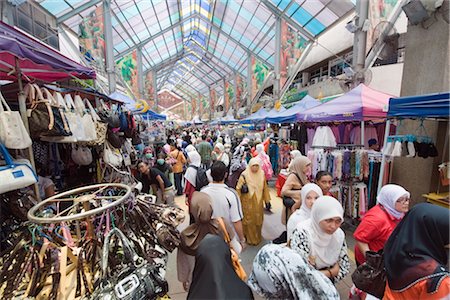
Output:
[
  {"xmin": 383, "ymin": 277, "xmax": 450, "ymax": 300},
  {"xmin": 170, "ymin": 149, "xmax": 186, "ymax": 174}
]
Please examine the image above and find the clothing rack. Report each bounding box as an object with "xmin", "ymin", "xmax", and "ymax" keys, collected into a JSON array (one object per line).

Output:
[{"xmin": 310, "ymin": 144, "xmax": 364, "ymax": 150}]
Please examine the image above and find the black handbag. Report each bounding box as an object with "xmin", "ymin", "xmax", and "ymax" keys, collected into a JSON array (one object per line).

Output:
[
  {"xmin": 107, "ymin": 129, "xmax": 124, "ymax": 149},
  {"xmin": 282, "ymin": 196, "xmax": 296, "ymax": 209},
  {"xmin": 240, "ymin": 175, "xmax": 249, "ymax": 193},
  {"xmin": 91, "ymin": 228, "xmax": 168, "ymax": 300},
  {"xmin": 351, "ymin": 250, "xmax": 386, "ymax": 299}
]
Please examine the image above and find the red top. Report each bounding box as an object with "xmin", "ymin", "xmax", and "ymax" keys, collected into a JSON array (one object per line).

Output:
[
  {"xmin": 184, "ymin": 181, "xmax": 196, "ymax": 208},
  {"xmin": 353, "ymin": 204, "xmax": 401, "ymax": 264}
]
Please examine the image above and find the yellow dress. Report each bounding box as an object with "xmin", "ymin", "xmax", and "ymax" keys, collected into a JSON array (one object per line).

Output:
[{"xmin": 236, "ymin": 176, "xmax": 270, "ymax": 245}]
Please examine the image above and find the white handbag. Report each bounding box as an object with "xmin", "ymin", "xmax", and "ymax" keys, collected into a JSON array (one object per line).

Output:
[
  {"xmin": 0, "ymin": 91, "xmax": 32, "ymax": 149},
  {"xmin": 103, "ymin": 142, "xmax": 123, "ymax": 167},
  {"xmin": 81, "ymin": 98, "xmax": 97, "ymax": 142},
  {"xmin": 63, "ymin": 93, "xmax": 88, "ymax": 142},
  {"xmin": 71, "ymin": 145, "xmax": 93, "ymax": 166},
  {"xmin": 0, "ymin": 143, "xmax": 37, "ymax": 193}
]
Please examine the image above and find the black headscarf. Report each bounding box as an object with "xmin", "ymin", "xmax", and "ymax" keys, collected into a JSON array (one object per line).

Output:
[
  {"xmin": 384, "ymin": 203, "xmax": 449, "ymax": 293},
  {"xmin": 187, "ymin": 234, "xmax": 254, "ymax": 300}
]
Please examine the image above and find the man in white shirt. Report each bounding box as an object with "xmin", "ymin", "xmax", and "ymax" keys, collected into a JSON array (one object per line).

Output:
[{"xmin": 201, "ymin": 161, "xmax": 246, "ymax": 253}]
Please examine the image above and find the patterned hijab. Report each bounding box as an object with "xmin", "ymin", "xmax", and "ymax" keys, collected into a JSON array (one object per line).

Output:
[{"xmin": 248, "ymin": 244, "xmax": 339, "ymax": 300}]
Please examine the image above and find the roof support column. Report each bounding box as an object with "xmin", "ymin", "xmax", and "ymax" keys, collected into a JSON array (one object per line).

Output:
[
  {"xmin": 247, "ymin": 55, "xmax": 252, "ymax": 114},
  {"xmin": 352, "ymin": 0, "xmax": 369, "ymax": 74},
  {"xmin": 273, "ymin": 16, "xmax": 282, "ymax": 107},
  {"xmin": 103, "ymin": 0, "xmax": 116, "ymax": 94},
  {"xmin": 137, "ymin": 47, "xmax": 144, "ymax": 99},
  {"xmin": 223, "ymin": 78, "xmax": 228, "ymax": 116},
  {"xmin": 153, "ymin": 70, "xmax": 158, "ymax": 112}
]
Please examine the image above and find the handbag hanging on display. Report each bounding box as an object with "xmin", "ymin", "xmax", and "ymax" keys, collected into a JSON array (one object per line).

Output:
[
  {"xmin": 39, "ymin": 87, "xmax": 72, "ymax": 139},
  {"xmin": 62, "ymin": 93, "xmax": 87, "ymax": 142},
  {"xmin": 71, "ymin": 145, "xmax": 93, "ymax": 166},
  {"xmin": 99, "ymin": 99, "xmax": 120, "ymax": 129},
  {"xmin": 351, "ymin": 250, "xmax": 386, "ymax": 299},
  {"xmin": 84, "ymin": 99, "xmax": 107, "ymax": 146},
  {"xmin": 103, "ymin": 142, "xmax": 123, "ymax": 167},
  {"xmin": 0, "ymin": 143, "xmax": 37, "ymax": 194},
  {"xmin": 217, "ymin": 217, "xmax": 247, "ymax": 281},
  {"xmin": 91, "ymin": 228, "xmax": 168, "ymax": 300},
  {"xmin": 26, "ymin": 83, "xmax": 55, "ymax": 138},
  {"xmin": 0, "ymin": 90, "xmax": 32, "ymax": 149}
]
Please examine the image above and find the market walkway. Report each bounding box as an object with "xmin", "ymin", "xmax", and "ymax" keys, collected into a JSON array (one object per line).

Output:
[{"xmin": 166, "ymin": 186, "xmax": 357, "ymax": 299}]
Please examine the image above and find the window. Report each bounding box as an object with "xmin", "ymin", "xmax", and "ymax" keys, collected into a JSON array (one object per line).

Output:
[{"xmin": 13, "ymin": 2, "xmax": 59, "ymax": 49}]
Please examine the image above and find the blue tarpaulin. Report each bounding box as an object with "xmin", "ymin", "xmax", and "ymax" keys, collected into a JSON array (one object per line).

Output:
[
  {"xmin": 387, "ymin": 92, "xmax": 450, "ymax": 118},
  {"xmin": 140, "ymin": 110, "xmax": 167, "ymax": 120},
  {"xmin": 240, "ymin": 107, "xmax": 269, "ymax": 124},
  {"xmin": 267, "ymin": 95, "xmax": 320, "ymax": 124}
]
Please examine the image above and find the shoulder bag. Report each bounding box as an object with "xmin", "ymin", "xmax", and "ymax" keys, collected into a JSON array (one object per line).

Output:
[
  {"xmin": 0, "ymin": 143, "xmax": 37, "ymax": 194},
  {"xmin": 240, "ymin": 174, "xmax": 249, "ymax": 194},
  {"xmin": 0, "ymin": 90, "xmax": 32, "ymax": 149},
  {"xmin": 351, "ymin": 249, "xmax": 386, "ymax": 299},
  {"xmin": 217, "ymin": 217, "xmax": 247, "ymax": 281},
  {"xmin": 91, "ymin": 228, "xmax": 168, "ymax": 300},
  {"xmin": 84, "ymin": 99, "xmax": 107, "ymax": 146},
  {"xmin": 63, "ymin": 93, "xmax": 87, "ymax": 142},
  {"xmin": 39, "ymin": 87, "xmax": 72, "ymax": 137},
  {"xmin": 103, "ymin": 142, "xmax": 123, "ymax": 167},
  {"xmin": 26, "ymin": 84, "xmax": 55, "ymax": 138}
]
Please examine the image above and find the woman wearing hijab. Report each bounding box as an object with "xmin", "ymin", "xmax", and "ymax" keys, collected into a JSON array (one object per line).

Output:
[
  {"xmin": 248, "ymin": 244, "xmax": 339, "ymax": 300},
  {"xmin": 287, "ymin": 183, "xmax": 323, "ymax": 240},
  {"xmin": 227, "ymin": 144, "xmax": 247, "ymax": 189},
  {"xmin": 177, "ymin": 192, "xmax": 230, "ymax": 291},
  {"xmin": 290, "ymin": 196, "xmax": 350, "ymax": 283},
  {"xmin": 254, "ymin": 144, "xmax": 273, "ymax": 180},
  {"xmin": 184, "ymin": 151, "xmax": 202, "ymax": 223},
  {"xmin": 187, "ymin": 234, "xmax": 254, "ymax": 299},
  {"xmin": 212, "ymin": 142, "xmax": 230, "ymax": 167},
  {"xmin": 236, "ymin": 158, "xmax": 271, "ymax": 245},
  {"xmin": 288, "ymin": 150, "xmax": 303, "ymax": 171},
  {"xmin": 383, "ymin": 203, "xmax": 449, "ymax": 299},
  {"xmin": 353, "ymin": 184, "xmax": 410, "ymax": 266}
]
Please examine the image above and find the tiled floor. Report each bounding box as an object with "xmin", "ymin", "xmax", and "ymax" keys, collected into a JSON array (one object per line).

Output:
[{"xmin": 166, "ymin": 186, "xmax": 357, "ymax": 299}]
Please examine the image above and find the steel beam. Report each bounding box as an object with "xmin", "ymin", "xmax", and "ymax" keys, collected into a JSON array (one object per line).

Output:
[
  {"xmin": 260, "ymin": 0, "xmax": 314, "ymax": 41},
  {"xmin": 103, "ymin": 0, "xmax": 116, "ymax": 94},
  {"xmin": 56, "ymin": 0, "xmax": 102, "ymax": 24}
]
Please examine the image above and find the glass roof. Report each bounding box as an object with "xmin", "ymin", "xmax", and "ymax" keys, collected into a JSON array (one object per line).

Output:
[{"xmin": 37, "ymin": 0, "xmax": 354, "ymax": 101}]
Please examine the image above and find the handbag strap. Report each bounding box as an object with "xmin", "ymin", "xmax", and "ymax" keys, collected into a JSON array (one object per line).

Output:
[
  {"xmin": 101, "ymin": 228, "xmax": 136, "ymax": 276},
  {"xmin": 0, "ymin": 143, "xmax": 14, "ymax": 165},
  {"xmin": 0, "ymin": 90, "xmax": 11, "ymax": 113},
  {"xmin": 216, "ymin": 217, "xmax": 231, "ymax": 244},
  {"xmin": 53, "ymin": 92, "xmax": 68, "ymax": 111},
  {"xmin": 84, "ymin": 99, "xmax": 100, "ymax": 121}
]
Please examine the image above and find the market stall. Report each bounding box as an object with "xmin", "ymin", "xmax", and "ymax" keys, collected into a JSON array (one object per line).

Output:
[
  {"xmin": 239, "ymin": 107, "xmax": 269, "ymax": 124},
  {"xmin": 266, "ymin": 95, "xmax": 320, "ymax": 124},
  {"xmin": 378, "ymin": 92, "xmax": 450, "ymax": 208},
  {"xmin": 292, "ymin": 84, "xmax": 394, "ymax": 221}
]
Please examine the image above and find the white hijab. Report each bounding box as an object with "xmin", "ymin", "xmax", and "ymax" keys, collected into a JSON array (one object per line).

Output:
[
  {"xmin": 185, "ymin": 151, "xmax": 201, "ymax": 187},
  {"xmin": 296, "ymin": 183, "xmax": 324, "ymax": 221},
  {"xmin": 377, "ymin": 184, "xmax": 410, "ymax": 219},
  {"xmin": 185, "ymin": 144, "xmax": 196, "ymax": 153},
  {"xmin": 297, "ymin": 196, "xmax": 344, "ymax": 269}
]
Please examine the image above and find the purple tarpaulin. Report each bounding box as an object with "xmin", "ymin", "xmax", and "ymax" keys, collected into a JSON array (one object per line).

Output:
[
  {"xmin": 296, "ymin": 84, "xmax": 391, "ymax": 122},
  {"xmin": 0, "ymin": 21, "xmax": 95, "ymax": 81}
]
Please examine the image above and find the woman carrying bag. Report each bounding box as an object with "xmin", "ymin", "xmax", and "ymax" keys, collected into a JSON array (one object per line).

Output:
[{"xmin": 236, "ymin": 158, "xmax": 271, "ymax": 246}]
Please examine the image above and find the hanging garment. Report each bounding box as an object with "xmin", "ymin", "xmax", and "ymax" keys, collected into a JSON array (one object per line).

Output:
[{"xmin": 312, "ymin": 126, "xmax": 337, "ymax": 148}]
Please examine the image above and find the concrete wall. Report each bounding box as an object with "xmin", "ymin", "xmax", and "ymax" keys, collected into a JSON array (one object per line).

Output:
[
  {"xmin": 369, "ymin": 63, "xmax": 404, "ymax": 96},
  {"xmin": 389, "ymin": 13, "xmax": 449, "ymax": 205}
]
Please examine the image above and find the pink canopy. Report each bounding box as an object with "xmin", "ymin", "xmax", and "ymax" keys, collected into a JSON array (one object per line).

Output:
[{"xmin": 297, "ymin": 84, "xmax": 392, "ymax": 122}]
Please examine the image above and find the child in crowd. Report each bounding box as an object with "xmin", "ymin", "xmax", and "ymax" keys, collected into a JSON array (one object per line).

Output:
[{"xmin": 315, "ymin": 171, "xmax": 333, "ymax": 196}]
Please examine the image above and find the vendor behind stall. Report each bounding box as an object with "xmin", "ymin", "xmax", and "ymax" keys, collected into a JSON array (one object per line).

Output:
[{"xmin": 137, "ymin": 161, "xmax": 175, "ymax": 205}]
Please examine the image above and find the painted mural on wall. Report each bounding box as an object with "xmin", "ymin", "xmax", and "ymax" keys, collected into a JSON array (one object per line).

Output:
[
  {"xmin": 280, "ymin": 20, "xmax": 309, "ymax": 89},
  {"xmin": 235, "ymin": 74, "xmax": 244, "ymax": 111},
  {"xmin": 367, "ymin": 0, "xmax": 398, "ymax": 52},
  {"xmin": 225, "ymin": 80, "xmax": 235, "ymax": 113},
  {"xmin": 145, "ymin": 72, "xmax": 154, "ymax": 100},
  {"xmin": 251, "ymin": 56, "xmax": 270, "ymax": 101},
  {"xmin": 199, "ymin": 95, "xmax": 209, "ymax": 119},
  {"xmin": 79, "ymin": 6, "xmax": 105, "ymax": 73},
  {"xmin": 116, "ymin": 51, "xmax": 139, "ymax": 99},
  {"xmin": 210, "ymin": 88, "xmax": 217, "ymax": 115}
]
